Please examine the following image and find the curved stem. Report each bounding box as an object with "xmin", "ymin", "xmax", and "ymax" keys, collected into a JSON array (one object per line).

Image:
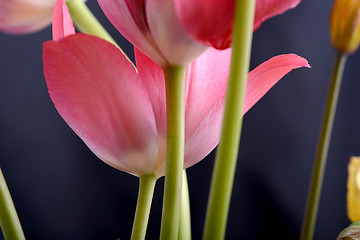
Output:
[
  {"xmin": 178, "ymin": 170, "xmax": 192, "ymax": 240},
  {"xmin": 130, "ymin": 174, "xmax": 157, "ymax": 240},
  {"xmin": 160, "ymin": 65, "xmax": 186, "ymax": 240},
  {"xmin": 0, "ymin": 168, "xmax": 25, "ymax": 240},
  {"xmin": 300, "ymin": 53, "xmax": 347, "ymax": 240},
  {"xmin": 66, "ymin": 0, "xmax": 118, "ymax": 47},
  {"xmin": 203, "ymin": 0, "xmax": 255, "ymax": 239}
]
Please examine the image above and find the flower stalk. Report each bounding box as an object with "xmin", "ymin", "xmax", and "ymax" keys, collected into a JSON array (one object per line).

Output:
[
  {"xmin": 178, "ymin": 170, "xmax": 192, "ymax": 240},
  {"xmin": 203, "ymin": 0, "xmax": 256, "ymax": 239},
  {"xmin": 130, "ymin": 174, "xmax": 157, "ymax": 240},
  {"xmin": 160, "ymin": 65, "xmax": 186, "ymax": 240},
  {"xmin": 66, "ymin": 0, "xmax": 118, "ymax": 47},
  {"xmin": 0, "ymin": 167, "xmax": 25, "ymax": 240},
  {"xmin": 300, "ymin": 52, "xmax": 347, "ymax": 240}
]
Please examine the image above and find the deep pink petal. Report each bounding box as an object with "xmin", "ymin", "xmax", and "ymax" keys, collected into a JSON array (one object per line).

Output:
[
  {"xmin": 184, "ymin": 53, "xmax": 309, "ymax": 169},
  {"xmin": 254, "ymin": 0, "xmax": 301, "ymax": 31},
  {"xmin": 174, "ymin": 0, "xmax": 301, "ymax": 49},
  {"xmin": 43, "ymin": 34, "xmax": 159, "ymax": 176},
  {"xmin": 52, "ymin": 0, "xmax": 75, "ymax": 41},
  {"xmin": 0, "ymin": 0, "xmax": 54, "ymax": 34},
  {"xmin": 97, "ymin": 0, "xmax": 166, "ymax": 65}
]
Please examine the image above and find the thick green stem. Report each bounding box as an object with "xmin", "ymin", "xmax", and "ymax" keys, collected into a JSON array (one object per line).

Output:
[
  {"xmin": 178, "ymin": 170, "xmax": 192, "ymax": 240},
  {"xmin": 130, "ymin": 174, "xmax": 157, "ymax": 240},
  {"xmin": 203, "ymin": 0, "xmax": 255, "ymax": 239},
  {"xmin": 66, "ymin": 0, "xmax": 118, "ymax": 47},
  {"xmin": 0, "ymin": 168, "xmax": 25, "ymax": 240},
  {"xmin": 300, "ymin": 53, "xmax": 347, "ymax": 240},
  {"xmin": 160, "ymin": 65, "xmax": 186, "ymax": 240}
]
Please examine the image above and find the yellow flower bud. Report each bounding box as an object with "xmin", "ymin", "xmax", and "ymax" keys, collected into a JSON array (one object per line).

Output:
[
  {"xmin": 330, "ymin": 0, "xmax": 360, "ymax": 54},
  {"xmin": 347, "ymin": 156, "xmax": 360, "ymax": 222}
]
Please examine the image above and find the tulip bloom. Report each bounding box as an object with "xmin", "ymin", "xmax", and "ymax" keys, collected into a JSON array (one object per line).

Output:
[
  {"xmin": 43, "ymin": 0, "xmax": 309, "ymax": 178},
  {"xmin": 174, "ymin": 0, "xmax": 302, "ymax": 49},
  {"xmin": 97, "ymin": 0, "xmax": 207, "ymax": 67},
  {"xmin": 0, "ymin": 0, "xmax": 55, "ymax": 34}
]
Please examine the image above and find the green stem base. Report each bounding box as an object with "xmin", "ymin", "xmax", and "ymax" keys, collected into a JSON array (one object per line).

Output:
[
  {"xmin": 131, "ymin": 174, "xmax": 157, "ymax": 240},
  {"xmin": 0, "ymin": 168, "xmax": 25, "ymax": 240}
]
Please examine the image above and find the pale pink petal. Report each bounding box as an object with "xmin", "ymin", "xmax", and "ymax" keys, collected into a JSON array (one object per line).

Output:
[
  {"xmin": 174, "ymin": 0, "xmax": 301, "ymax": 49},
  {"xmin": 43, "ymin": 34, "xmax": 159, "ymax": 176},
  {"xmin": 0, "ymin": 0, "xmax": 55, "ymax": 34},
  {"xmin": 146, "ymin": 0, "xmax": 207, "ymax": 65},
  {"xmin": 184, "ymin": 53, "xmax": 309, "ymax": 169},
  {"xmin": 97, "ymin": 0, "xmax": 166, "ymax": 66},
  {"xmin": 52, "ymin": 0, "xmax": 75, "ymax": 41}
]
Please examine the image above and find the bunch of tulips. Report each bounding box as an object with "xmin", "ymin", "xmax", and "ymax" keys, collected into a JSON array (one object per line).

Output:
[{"xmin": 0, "ymin": 0, "xmax": 360, "ymax": 239}]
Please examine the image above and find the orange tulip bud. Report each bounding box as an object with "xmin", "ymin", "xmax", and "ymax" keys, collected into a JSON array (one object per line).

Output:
[{"xmin": 330, "ymin": 0, "xmax": 360, "ymax": 54}]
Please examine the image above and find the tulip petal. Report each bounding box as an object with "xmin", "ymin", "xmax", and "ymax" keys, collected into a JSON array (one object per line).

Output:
[
  {"xmin": 52, "ymin": 0, "xmax": 75, "ymax": 41},
  {"xmin": 146, "ymin": 0, "xmax": 207, "ymax": 65},
  {"xmin": 134, "ymin": 48, "xmax": 167, "ymax": 136},
  {"xmin": 184, "ymin": 52, "xmax": 309, "ymax": 168},
  {"xmin": 174, "ymin": 0, "xmax": 301, "ymax": 49},
  {"xmin": 0, "ymin": 0, "xmax": 54, "ymax": 34},
  {"xmin": 97, "ymin": 0, "xmax": 166, "ymax": 65},
  {"xmin": 254, "ymin": 0, "xmax": 302, "ymax": 31},
  {"xmin": 183, "ymin": 48, "xmax": 231, "ymax": 168},
  {"xmin": 243, "ymin": 54, "xmax": 310, "ymax": 114},
  {"xmin": 43, "ymin": 34, "xmax": 159, "ymax": 176}
]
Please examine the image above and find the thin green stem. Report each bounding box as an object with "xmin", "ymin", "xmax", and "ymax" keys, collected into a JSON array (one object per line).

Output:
[
  {"xmin": 0, "ymin": 168, "xmax": 25, "ymax": 240},
  {"xmin": 160, "ymin": 65, "xmax": 186, "ymax": 240},
  {"xmin": 203, "ymin": 0, "xmax": 255, "ymax": 239},
  {"xmin": 66, "ymin": 0, "xmax": 118, "ymax": 47},
  {"xmin": 130, "ymin": 174, "xmax": 157, "ymax": 240},
  {"xmin": 300, "ymin": 53, "xmax": 347, "ymax": 240},
  {"xmin": 178, "ymin": 170, "xmax": 192, "ymax": 240}
]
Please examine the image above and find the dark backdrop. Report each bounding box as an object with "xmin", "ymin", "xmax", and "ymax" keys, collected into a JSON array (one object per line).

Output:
[{"xmin": 0, "ymin": 0, "xmax": 359, "ymax": 239}]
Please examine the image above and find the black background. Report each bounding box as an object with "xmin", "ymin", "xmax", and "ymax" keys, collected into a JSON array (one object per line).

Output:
[{"xmin": 0, "ymin": 0, "xmax": 359, "ymax": 239}]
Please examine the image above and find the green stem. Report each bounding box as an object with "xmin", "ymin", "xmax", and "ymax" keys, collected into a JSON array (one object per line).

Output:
[
  {"xmin": 203, "ymin": 0, "xmax": 255, "ymax": 239},
  {"xmin": 66, "ymin": 0, "xmax": 118, "ymax": 47},
  {"xmin": 178, "ymin": 170, "xmax": 192, "ymax": 240},
  {"xmin": 130, "ymin": 174, "xmax": 157, "ymax": 240},
  {"xmin": 159, "ymin": 65, "xmax": 186, "ymax": 240},
  {"xmin": 0, "ymin": 168, "xmax": 25, "ymax": 240},
  {"xmin": 300, "ymin": 53, "xmax": 347, "ymax": 240}
]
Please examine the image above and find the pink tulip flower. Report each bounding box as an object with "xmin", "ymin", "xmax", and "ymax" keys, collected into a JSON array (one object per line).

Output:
[
  {"xmin": 43, "ymin": 0, "xmax": 309, "ymax": 178},
  {"xmin": 174, "ymin": 0, "xmax": 302, "ymax": 49},
  {"xmin": 97, "ymin": 0, "xmax": 208, "ymax": 67},
  {"xmin": 0, "ymin": 0, "xmax": 55, "ymax": 34}
]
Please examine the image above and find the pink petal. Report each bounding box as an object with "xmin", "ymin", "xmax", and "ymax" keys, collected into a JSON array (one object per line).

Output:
[
  {"xmin": 145, "ymin": 0, "xmax": 207, "ymax": 65},
  {"xmin": 243, "ymin": 54, "xmax": 310, "ymax": 114},
  {"xmin": 0, "ymin": 0, "xmax": 55, "ymax": 34},
  {"xmin": 43, "ymin": 34, "xmax": 159, "ymax": 177},
  {"xmin": 254, "ymin": 0, "xmax": 302, "ymax": 31},
  {"xmin": 183, "ymin": 48, "xmax": 231, "ymax": 168},
  {"xmin": 174, "ymin": 0, "xmax": 301, "ymax": 49},
  {"xmin": 98, "ymin": 0, "xmax": 207, "ymax": 66},
  {"xmin": 134, "ymin": 48, "xmax": 167, "ymax": 136},
  {"xmin": 97, "ymin": 0, "xmax": 166, "ymax": 66},
  {"xmin": 184, "ymin": 52, "xmax": 309, "ymax": 169},
  {"xmin": 52, "ymin": 0, "xmax": 75, "ymax": 41}
]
